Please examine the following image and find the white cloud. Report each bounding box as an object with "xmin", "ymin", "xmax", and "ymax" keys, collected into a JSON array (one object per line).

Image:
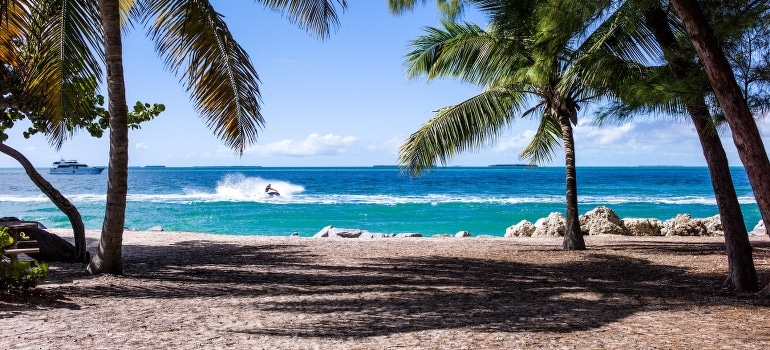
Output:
[
  {"xmin": 135, "ymin": 142, "xmax": 149, "ymax": 150},
  {"xmin": 572, "ymin": 120, "xmax": 704, "ymax": 165},
  {"xmin": 574, "ymin": 119, "xmax": 698, "ymax": 147},
  {"xmin": 492, "ymin": 129, "xmax": 537, "ymax": 152},
  {"xmin": 246, "ymin": 133, "xmax": 359, "ymax": 157},
  {"xmin": 576, "ymin": 121, "xmax": 635, "ymax": 145}
]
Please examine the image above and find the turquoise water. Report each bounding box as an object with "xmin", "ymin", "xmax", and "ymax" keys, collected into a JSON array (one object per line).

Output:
[{"xmin": 0, "ymin": 166, "xmax": 760, "ymax": 237}]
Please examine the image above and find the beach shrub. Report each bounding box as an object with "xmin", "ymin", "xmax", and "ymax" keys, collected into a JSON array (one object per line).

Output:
[{"xmin": 0, "ymin": 226, "xmax": 48, "ymax": 289}]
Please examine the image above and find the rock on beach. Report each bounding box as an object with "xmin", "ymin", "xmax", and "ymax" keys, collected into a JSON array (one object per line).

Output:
[
  {"xmin": 505, "ymin": 220, "xmax": 536, "ymax": 237},
  {"xmin": 621, "ymin": 218, "xmax": 663, "ymax": 236},
  {"xmin": 532, "ymin": 212, "xmax": 566, "ymax": 237},
  {"xmin": 579, "ymin": 206, "xmax": 630, "ymax": 236},
  {"xmin": 661, "ymin": 214, "xmax": 709, "ymax": 236},
  {"xmin": 312, "ymin": 206, "xmax": 733, "ymax": 239}
]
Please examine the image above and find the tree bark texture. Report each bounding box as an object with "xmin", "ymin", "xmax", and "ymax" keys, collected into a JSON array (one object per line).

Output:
[
  {"xmin": 88, "ymin": 0, "xmax": 128, "ymax": 275},
  {"xmin": 669, "ymin": 0, "xmax": 770, "ymax": 236},
  {"xmin": 644, "ymin": 6, "xmax": 757, "ymax": 291},
  {"xmin": 690, "ymin": 107, "xmax": 758, "ymax": 291},
  {"xmin": 559, "ymin": 114, "xmax": 586, "ymax": 251},
  {"xmin": 0, "ymin": 142, "xmax": 88, "ymax": 263}
]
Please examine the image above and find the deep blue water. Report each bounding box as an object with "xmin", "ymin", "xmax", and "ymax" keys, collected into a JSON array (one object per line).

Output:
[{"xmin": 0, "ymin": 166, "xmax": 760, "ymax": 237}]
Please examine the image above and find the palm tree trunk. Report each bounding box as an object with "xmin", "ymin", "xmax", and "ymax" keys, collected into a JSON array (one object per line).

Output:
[
  {"xmin": 559, "ymin": 114, "xmax": 585, "ymax": 251},
  {"xmin": 669, "ymin": 0, "xmax": 770, "ymax": 237},
  {"xmin": 645, "ymin": 6, "xmax": 758, "ymax": 292},
  {"xmin": 0, "ymin": 142, "xmax": 88, "ymax": 263},
  {"xmin": 87, "ymin": 0, "xmax": 128, "ymax": 275}
]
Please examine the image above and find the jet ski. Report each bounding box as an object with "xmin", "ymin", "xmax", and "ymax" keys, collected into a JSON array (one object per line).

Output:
[{"xmin": 265, "ymin": 184, "xmax": 280, "ymax": 197}]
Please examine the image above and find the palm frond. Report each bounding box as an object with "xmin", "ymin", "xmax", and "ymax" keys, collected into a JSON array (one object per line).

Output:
[
  {"xmin": 399, "ymin": 85, "xmax": 523, "ymax": 175},
  {"xmin": 574, "ymin": 0, "xmax": 661, "ymax": 65},
  {"xmin": 388, "ymin": 0, "xmax": 464, "ymax": 20},
  {"xmin": 405, "ymin": 20, "xmax": 531, "ymax": 85},
  {"xmin": 0, "ymin": 0, "xmax": 29, "ymax": 67},
  {"xmin": 519, "ymin": 114, "xmax": 560, "ymax": 165},
  {"xmin": 24, "ymin": 0, "xmax": 103, "ymax": 148},
  {"xmin": 257, "ymin": 0, "xmax": 347, "ymax": 39},
  {"xmin": 120, "ymin": 0, "xmax": 140, "ymax": 31},
  {"xmin": 473, "ymin": 0, "xmax": 538, "ymax": 38},
  {"xmin": 388, "ymin": 0, "xmax": 424, "ymax": 15},
  {"xmin": 143, "ymin": 0, "xmax": 263, "ymax": 153}
]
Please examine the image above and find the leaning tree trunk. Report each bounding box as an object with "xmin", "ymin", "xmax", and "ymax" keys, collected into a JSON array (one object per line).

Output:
[
  {"xmin": 559, "ymin": 114, "xmax": 585, "ymax": 251},
  {"xmin": 87, "ymin": 0, "xmax": 129, "ymax": 275},
  {"xmin": 644, "ymin": 6, "xmax": 757, "ymax": 292},
  {"xmin": 669, "ymin": 0, "xmax": 770, "ymax": 237},
  {"xmin": 689, "ymin": 107, "xmax": 758, "ymax": 291},
  {"xmin": 0, "ymin": 142, "xmax": 88, "ymax": 263}
]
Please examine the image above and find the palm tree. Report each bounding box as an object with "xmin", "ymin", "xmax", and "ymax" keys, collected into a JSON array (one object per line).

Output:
[
  {"xmin": 0, "ymin": 0, "xmax": 105, "ymax": 263},
  {"xmin": 88, "ymin": 0, "xmax": 130, "ymax": 274},
  {"xmin": 392, "ymin": 0, "xmax": 666, "ymax": 251},
  {"xmin": 396, "ymin": 0, "xmax": 631, "ymax": 250},
  {"xmin": 1, "ymin": 1, "xmax": 163, "ymax": 263},
  {"xmin": 392, "ymin": 0, "xmax": 762, "ymax": 288},
  {"xmin": 89, "ymin": 0, "xmax": 347, "ymax": 274},
  {"xmin": 3, "ymin": 0, "xmax": 347, "ymax": 274}
]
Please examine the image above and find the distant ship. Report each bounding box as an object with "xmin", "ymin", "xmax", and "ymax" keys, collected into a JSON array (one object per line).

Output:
[{"xmin": 50, "ymin": 159, "xmax": 105, "ymax": 174}]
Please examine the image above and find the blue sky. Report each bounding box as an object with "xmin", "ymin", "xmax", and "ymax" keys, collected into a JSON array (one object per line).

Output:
[{"xmin": 1, "ymin": 1, "xmax": 768, "ymax": 168}]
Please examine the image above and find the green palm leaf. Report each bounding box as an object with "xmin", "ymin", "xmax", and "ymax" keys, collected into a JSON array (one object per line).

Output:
[
  {"xmin": 24, "ymin": 0, "xmax": 103, "ymax": 147},
  {"xmin": 399, "ymin": 85, "xmax": 524, "ymax": 175},
  {"xmin": 258, "ymin": 0, "xmax": 347, "ymax": 39},
  {"xmin": 406, "ymin": 20, "xmax": 531, "ymax": 85},
  {"xmin": 389, "ymin": 0, "xmax": 465, "ymax": 20},
  {"xmin": 519, "ymin": 113, "xmax": 560, "ymax": 165},
  {"xmin": 142, "ymin": 0, "xmax": 263, "ymax": 153},
  {"xmin": 0, "ymin": 1, "xmax": 30, "ymax": 69}
]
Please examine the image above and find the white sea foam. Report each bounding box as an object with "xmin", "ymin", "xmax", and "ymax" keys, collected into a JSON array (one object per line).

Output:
[
  {"xmin": 213, "ymin": 173, "xmax": 305, "ymax": 201},
  {"xmin": 0, "ymin": 193, "xmax": 106, "ymax": 203},
  {"xmin": 0, "ymin": 191, "xmax": 756, "ymax": 206},
  {"xmin": 0, "ymin": 172, "xmax": 757, "ymax": 207}
]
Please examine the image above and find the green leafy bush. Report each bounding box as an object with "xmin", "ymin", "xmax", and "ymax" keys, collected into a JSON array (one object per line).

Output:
[{"xmin": 0, "ymin": 226, "xmax": 48, "ymax": 289}]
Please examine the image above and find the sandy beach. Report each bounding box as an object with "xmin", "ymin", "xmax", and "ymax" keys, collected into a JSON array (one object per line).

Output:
[{"xmin": 3, "ymin": 230, "xmax": 770, "ymax": 349}]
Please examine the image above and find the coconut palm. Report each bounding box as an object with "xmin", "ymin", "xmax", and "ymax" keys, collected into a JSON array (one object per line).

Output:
[
  {"xmin": 2, "ymin": 0, "xmax": 347, "ymax": 274},
  {"xmin": 396, "ymin": 0, "xmax": 638, "ymax": 250},
  {"xmin": 394, "ymin": 0, "xmax": 665, "ymax": 250},
  {"xmin": 0, "ymin": 0, "xmax": 105, "ymax": 263},
  {"xmin": 1, "ymin": 1, "xmax": 162, "ymax": 263},
  {"xmin": 392, "ymin": 0, "xmax": 763, "ymax": 287},
  {"xmin": 89, "ymin": 0, "xmax": 348, "ymax": 274}
]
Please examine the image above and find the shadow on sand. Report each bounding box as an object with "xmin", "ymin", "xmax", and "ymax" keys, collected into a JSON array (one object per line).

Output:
[{"xmin": 5, "ymin": 238, "xmax": 770, "ymax": 337}]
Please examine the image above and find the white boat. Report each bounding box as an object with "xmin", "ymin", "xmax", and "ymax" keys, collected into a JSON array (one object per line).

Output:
[{"xmin": 50, "ymin": 159, "xmax": 105, "ymax": 174}]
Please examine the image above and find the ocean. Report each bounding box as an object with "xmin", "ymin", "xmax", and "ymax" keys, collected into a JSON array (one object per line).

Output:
[{"xmin": 0, "ymin": 166, "xmax": 761, "ymax": 237}]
